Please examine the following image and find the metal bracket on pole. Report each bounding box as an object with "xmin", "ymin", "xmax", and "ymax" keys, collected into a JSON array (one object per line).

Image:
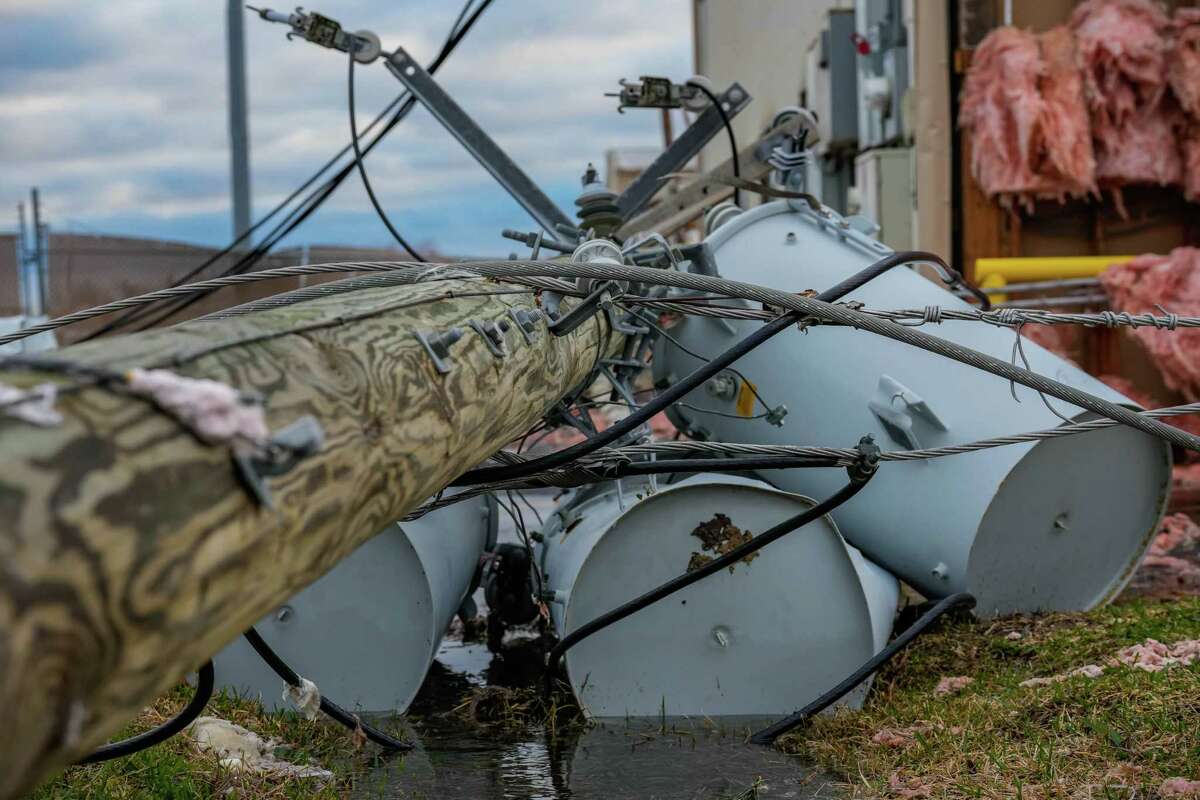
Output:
[
  {"xmin": 615, "ymin": 82, "xmax": 752, "ymax": 221},
  {"xmin": 384, "ymin": 47, "xmax": 577, "ymax": 238}
]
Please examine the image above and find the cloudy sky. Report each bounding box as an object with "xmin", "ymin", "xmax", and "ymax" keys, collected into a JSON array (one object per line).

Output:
[{"xmin": 0, "ymin": 0, "xmax": 691, "ymax": 255}]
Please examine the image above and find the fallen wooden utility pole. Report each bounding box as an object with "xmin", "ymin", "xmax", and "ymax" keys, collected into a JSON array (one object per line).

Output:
[{"xmin": 0, "ymin": 275, "xmax": 620, "ymax": 798}]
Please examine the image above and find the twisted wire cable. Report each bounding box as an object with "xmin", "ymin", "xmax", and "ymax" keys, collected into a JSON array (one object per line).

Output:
[
  {"xmin": 0, "ymin": 262, "xmax": 577, "ymax": 346},
  {"xmin": 6, "ymin": 258, "xmax": 1198, "ymax": 451},
  {"xmin": 589, "ymin": 400, "xmax": 1200, "ymax": 465},
  {"xmin": 401, "ymin": 400, "xmax": 1200, "ymax": 519}
]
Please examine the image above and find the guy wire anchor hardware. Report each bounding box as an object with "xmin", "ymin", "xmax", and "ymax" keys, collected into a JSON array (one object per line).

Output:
[{"xmin": 414, "ymin": 327, "xmax": 464, "ymax": 374}]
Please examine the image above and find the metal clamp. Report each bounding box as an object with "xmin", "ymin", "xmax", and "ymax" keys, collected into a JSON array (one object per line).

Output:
[
  {"xmin": 547, "ymin": 281, "xmax": 623, "ymax": 337},
  {"xmin": 414, "ymin": 327, "xmax": 464, "ymax": 374},
  {"xmin": 846, "ymin": 435, "xmax": 881, "ymax": 483},
  {"xmin": 468, "ymin": 319, "xmax": 510, "ymax": 358},
  {"xmin": 868, "ymin": 375, "xmax": 947, "ymax": 450},
  {"xmin": 507, "ymin": 308, "xmax": 544, "ymax": 344},
  {"xmin": 233, "ymin": 415, "xmax": 325, "ymax": 507}
]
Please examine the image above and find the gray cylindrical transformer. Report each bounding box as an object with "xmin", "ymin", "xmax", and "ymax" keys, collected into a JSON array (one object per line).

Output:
[
  {"xmin": 653, "ymin": 200, "xmax": 1171, "ymax": 616},
  {"xmin": 538, "ymin": 474, "xmax": 899, "ymax": 717},
  {"xmin": 213, "ymin": 494, "xmax": 494, "ymax": 713}
]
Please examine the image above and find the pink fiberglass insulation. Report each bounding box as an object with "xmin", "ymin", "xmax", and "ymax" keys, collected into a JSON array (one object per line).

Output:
[
  {"xmin": 1072, "ymin": 0, "xmax": 1181, "ymax": 194},
  {"xmin": 960, "ymin": 26, "xmax": 1095, "ymax": 207},
  {"xmin": 1038, "ymin": 26, "xmax": 1097, "ymax": 199},
  {"xmin": 1099, "ymin": 248, "xmax": 1200, "ymax": 400},
  {"xmin": 960, "ymin": 28, "xmax": 1046, "ymax": 200},
  {"xmin": 1183, "ymin": 128, "xmax": 1200, "ymax": 201},
  {"xmin": 1170, "ymin": 8, "xmax": 1200, "ymax": 118},
  {"xmin": 1170, "ymin": 8, "xmax": 1200, "ymax": 199}
]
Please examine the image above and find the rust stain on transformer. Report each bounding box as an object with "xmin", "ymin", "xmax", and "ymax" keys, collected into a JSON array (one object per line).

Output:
[{"xmin": 687, "ymin": 513, "xmax": 758, "ymax": 573}]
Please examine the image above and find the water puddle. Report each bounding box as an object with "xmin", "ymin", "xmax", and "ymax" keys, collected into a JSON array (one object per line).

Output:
[
  {"xmin": 355, "ymin": 637, "xmax": 839, "ymax": 799},
  {"xmin": 350, "ymin": 488, "xmax": 838, "ymax": 798}
]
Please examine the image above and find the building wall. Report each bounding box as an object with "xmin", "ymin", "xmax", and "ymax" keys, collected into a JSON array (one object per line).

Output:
[{"xmin": 692, "ymin": 0, "xmax": 852, "ymax": 172}]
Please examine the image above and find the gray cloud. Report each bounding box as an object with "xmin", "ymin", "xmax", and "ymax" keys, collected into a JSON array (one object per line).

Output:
[{"xmin": 0, "ymin": 1, "xmax": 691, "ymax": 250}]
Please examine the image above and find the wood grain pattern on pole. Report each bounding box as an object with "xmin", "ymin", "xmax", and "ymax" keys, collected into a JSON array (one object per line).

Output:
[{"xmin": 0, "ymin": 277, "xmax": 618, "ymax": 797}]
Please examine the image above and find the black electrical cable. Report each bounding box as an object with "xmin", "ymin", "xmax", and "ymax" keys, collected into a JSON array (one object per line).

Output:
[
  {"xmin": 687, "ymin": 80, "xmax": 741, "ymax": 207},
  {"xmin": 454, "ymin": 250, "xmax": 946, "ymax": 487},
  {"xmin": 242, "ymin": 627, "xmax": 411, "ymax": 751},
  {"xmin": 89, "ymin": 0, "xmax": 491, "ymax": 337},
  {"xmin": 80, "ymin": 92, "xmax": 415, "ymax": 342},
  {"xmin": 748, "ymin": 592, "xmax": 977, "ymax": 745},
  {"xmin": 348, "ymin": 49, "xmax": 426, "ymax": 261},
  {"xmin": 79, "ymin": 661, "xmax": 215, "ymax": 764},
  {"xmin": 543, "ymin": 460, "xmax": 876, "ymax": 697}
]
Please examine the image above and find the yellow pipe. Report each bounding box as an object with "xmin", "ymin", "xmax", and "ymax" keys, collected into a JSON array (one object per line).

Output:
[
  {"xmin": 975, "ymin": 255, "xmax": 1136, "ymax": 302},
  {"xmin": 975, "ymin": 255, "xmax": 1135, "ymax": 283}
]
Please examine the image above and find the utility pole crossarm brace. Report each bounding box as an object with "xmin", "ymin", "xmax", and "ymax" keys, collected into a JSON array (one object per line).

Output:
[
  {"xmin": 385, "ymin": 47, "xmax": 577, "ymax": 237},
  {"xmin": 615, "ymin": 82, "xmax": 752, "ymax": 220}
]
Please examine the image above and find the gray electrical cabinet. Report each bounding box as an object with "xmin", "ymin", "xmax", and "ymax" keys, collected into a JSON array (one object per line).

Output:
[{"xmin": 804, "ymin": 8, "xmax": 859, "ymax": 213}]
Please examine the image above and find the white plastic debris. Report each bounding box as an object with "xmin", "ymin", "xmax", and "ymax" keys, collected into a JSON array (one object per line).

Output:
[
  {"xmin": 0, "ymin": 382, "xmax": 62, "ymax": 427},
  {"xmin": 125, "ymin": 368, "xmax": 269, "ymax": 450},
  {"xmin": 283, "ymin": 678, "xmax": 321, "ymax": 721},
  {"xmin": 186, "ymin": 716, "xmax": 332, "ymax": 780}
]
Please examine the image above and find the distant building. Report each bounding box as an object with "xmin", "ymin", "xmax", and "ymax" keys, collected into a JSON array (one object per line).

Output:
[{"xmin": 0, "ymin": 232, "xmax": 424, "ymax": 344}]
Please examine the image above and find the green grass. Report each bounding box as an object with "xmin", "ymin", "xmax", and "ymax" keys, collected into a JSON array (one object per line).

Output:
[
  {"xmin": 33, "ymin": 598, "xmax": 1200, "ymax": 798},
  {"xmin": 778, "ymin": 596, "xmax": 1200, "ymax": 798},
  {"xmin": 32, "ymin": 686, "xmax": 397, "ymax": 799}
]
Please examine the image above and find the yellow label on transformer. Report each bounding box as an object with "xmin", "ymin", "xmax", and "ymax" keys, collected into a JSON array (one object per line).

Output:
[{"xmin": 736, "ymin": 379, "xmax": 757, "ymax": 418}]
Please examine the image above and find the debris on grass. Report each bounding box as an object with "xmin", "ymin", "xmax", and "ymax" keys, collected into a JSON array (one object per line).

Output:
[
  {"xmin": 932, "ymin": 676, "xmax": 973, "ymax": 697},
  {"xmin": 1162, "ymin": 777, "xmax": 1200, "ymax": 797},
  {"xmin": 187, "ymin": 716, "xmax": 333, "ymax": 780},
  {"xmin": 1019, "ymin": 663, "xmax": 1105, "ymax": 687},
  {"xmin": 1115, "ymin": 637, "xmax": 1200, "ymax": 671},
  {"xmin": 887, "ymin": 770, "xmax": 932, "ymax": 798},
  {"xmin": 781, "ymin": 596, "xmax": 1200, "ymax": 798},
  {"xmin": 1020, "ymin": 636, "xmax": 1200, "ymax": 685}
]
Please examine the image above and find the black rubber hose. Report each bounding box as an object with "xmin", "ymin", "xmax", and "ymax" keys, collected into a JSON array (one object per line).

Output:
[
  {"xmin": 455, "ymin": 250, "xmax": 947, "ymax": 487},
  {"xmin": 348, "ymin": 49, "xmax": 426, "ymax": 261},
  {"xmin": 687, "ymin": 80, "xmax": 741, "ymax": 206},
  {"xmin": 748, "ymin": 592, "xmax": 977, "ymax": 745},
  {"xmin": 543, "ymin": 461, "xmax": 876, "ymax": 697},
  {"xmin": 80, "ymin": 661, "xmax": 215, "ymax": 764},
  {"xmin": 243, "ymin": 628, "xmax": 411, "ymax": 751}
]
